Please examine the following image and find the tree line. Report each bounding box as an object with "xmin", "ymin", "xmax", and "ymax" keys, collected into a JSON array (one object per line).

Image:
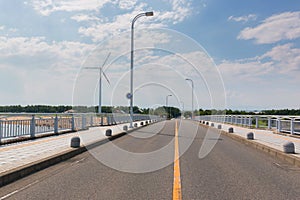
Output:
[
  {"xmin": 194, "ymin": 109, "xmax": 300, "ymax": 116},
  {"xmin": 0, "ymin": 105, "xmax": 181, "ymax": 117},
  {"xmin": 0, "ymin": 105, "xmax": 299, "ymax": 116}
]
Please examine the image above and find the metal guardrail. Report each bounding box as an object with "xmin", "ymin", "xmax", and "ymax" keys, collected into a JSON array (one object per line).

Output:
[
  {"xmin": 0, "ymin": 113, "xmax": 162, "ymax": 143},
  {"xmin": 197, "ymin": 115, "xmax": 300, "ymax": 135}
]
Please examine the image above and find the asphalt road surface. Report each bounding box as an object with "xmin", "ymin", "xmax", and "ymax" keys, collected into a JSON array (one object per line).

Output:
[{"xmin": 1, "ymin": 120, "xmax": 300, "ymax": 200}]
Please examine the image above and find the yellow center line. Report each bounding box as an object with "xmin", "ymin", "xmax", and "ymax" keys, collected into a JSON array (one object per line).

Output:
[{"xmin": 173, "ymin": 120, "xmax": 182, "ymax": 200}]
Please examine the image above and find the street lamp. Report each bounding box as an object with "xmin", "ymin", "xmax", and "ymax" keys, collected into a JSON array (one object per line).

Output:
[
  {"xmin": 166, "ymin": 94, "xmax": 172, "ymax": 119},
  {"xmin": 185, "ymin": 78, "xmax": 194, "ymax": 120},
  {"xmin": 129, "ymin": 11, "xmax": 154, "ymax": 128}
]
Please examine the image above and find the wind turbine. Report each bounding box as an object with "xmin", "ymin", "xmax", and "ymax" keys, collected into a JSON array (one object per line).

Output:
[{"xmin": 84, "ymin": 52, "xmax": 111, "ymax": 114}]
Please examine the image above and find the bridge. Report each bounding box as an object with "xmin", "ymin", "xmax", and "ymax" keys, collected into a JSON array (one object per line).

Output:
[{"xmin": 1, "ymin": 115, "xmax": 300, "ymax": 199}]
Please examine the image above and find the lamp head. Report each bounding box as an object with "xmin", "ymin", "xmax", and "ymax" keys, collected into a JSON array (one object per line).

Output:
[{"xmin": 145, "ymin": 11, "xmax": 154, "ymax": 16}]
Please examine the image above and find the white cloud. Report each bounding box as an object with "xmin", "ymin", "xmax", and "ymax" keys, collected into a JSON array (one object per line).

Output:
[
  {"xmin": 30, "ymin": 0, "xmax": 113, "ymax": 16},
  {"xmin": 29, "ymin": 0, "xmax": 192, "ymax": 42},
  {"xmin": 8, "ymin": 28, "xmax": 18, "ymax": 33},
  {"xmin": 218, "ymin": 59, "xmax": 274, "ymax": 82},
  {"xmin": 0, "ymin": 36, "xmax": 95, "ymax": 70},
  {"xmin": 218, "ymin": 44, "xmax": 300, "ymax": 109},
  {"xmin": 238, "ymin": 11, "xmax": 300, "ymax": 44},
  {"xmin": 118, "ymin": 0, "xmax": 138, "ymax": 10},
  {"xmin": 156, "ymin": 0, "xmax": 191, "ymax": 24},
  {"xmin": 261, "ymin": 43, "xmax": 300, "ymax": 73},
  {"xmin": 0, "ymin": 36, "xmax": 96, "ymax": 105},
  {"xmin": 71, "ymin": 14, "xmax": 102, "ymax": 22},
  {"xmin": 228, "ymin": 14, "xmax": 257, "ymax": 23},
  {"xmin": 76, "ymin": 0, "xmax": 192, "ymax": 42},
  {"xmin": 0, "ymin": 26, "xmax": 5, "ymax": 30},
  {"xmin": 219, "ymin": 43, "xmax": 300, "ymax": 79}
]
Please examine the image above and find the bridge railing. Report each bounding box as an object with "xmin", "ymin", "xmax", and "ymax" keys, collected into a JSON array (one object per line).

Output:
[
  {"xmin": 0, "ymin": 113, "xmax": 162, "ymax": 143},
  {"xmin": 197, "ymin": 115, "xmax": 300, "ymax": 135}
]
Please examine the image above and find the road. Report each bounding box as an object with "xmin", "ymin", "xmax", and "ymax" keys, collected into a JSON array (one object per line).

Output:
[{"xmin": 1, "ymin": 120, "xmax": 300, "ymax": 200}]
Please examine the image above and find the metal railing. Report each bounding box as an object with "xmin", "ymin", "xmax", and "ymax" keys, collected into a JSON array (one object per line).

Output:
[
  {"xmin": 197, "ymin": 115, "xmax": 300, "ymax": 135},
  {"xmin": 0, "ymin": 113, "xmax": 162, "ymax": 143}
]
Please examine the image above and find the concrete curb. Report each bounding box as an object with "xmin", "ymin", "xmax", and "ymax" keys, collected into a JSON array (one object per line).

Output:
[
  {"xmin": 0, "ymin": 120, "xmax": 162, "ymax": 187},
  {"xmin": 199, "ymin": 123, "xmax": 300, "ymax": 168}
]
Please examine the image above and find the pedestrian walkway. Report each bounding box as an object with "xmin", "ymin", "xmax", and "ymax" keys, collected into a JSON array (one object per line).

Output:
[
  {"xmin": 205, "ymin": 121, "xmax": 300, "ymax": 158},
  {"xmin": 0, "ymin": 121, "xmax": 146, "ymax": 176}
]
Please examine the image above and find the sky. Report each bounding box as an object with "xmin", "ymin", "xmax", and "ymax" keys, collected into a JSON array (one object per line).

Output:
[{"xmin": 0, "ymin": 0, "xmax": 300, "ymax": 111}]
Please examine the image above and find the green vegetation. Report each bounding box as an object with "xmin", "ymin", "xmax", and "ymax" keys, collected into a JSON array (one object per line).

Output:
[
  {"xmin": 159, "ymin": 106, "xmax": 181, "ymax": 119},
  {"xmin": 0, "ymin": 105, "xmax": 72, "ymax": 113},
  {"xmin": 0, "ymin": 105, "xmax": 180, "ymax": 116},
  {"xmin": 0, "ymin": 105, "xmax": 145, "ymax": 114},
  {"xmin": 260, "ymin": 109, "xmax": 300, "ymax": 115},
  {"xmin": 0, "ymin": 105, "xmax": 299, "ymax": 116}
]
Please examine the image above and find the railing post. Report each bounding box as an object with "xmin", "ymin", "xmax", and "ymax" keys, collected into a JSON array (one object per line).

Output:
[
  {"xmin": 82, "ymin": 115, "xmax": 86, "ymax": 130},
  {"xmin": 0, "ymin": 120, "xmax": 2, "ymax": 143},
  {"xmin": 30, "ymin": 115, "xmax": 36, "ymax": 138},
  {"xmin": 107, "ymin": 115, "xmax": 111, "ymax": 125},
  {"xmin": 90, "ymin": 115, "xmax": 93, "ymax": 127},
  {"xmin": 277, "ymin": 118, "xmax": 282, "ymax": 132},
  {"xmin": 54, "ymin": 115, "xmax": 59, "ymax": 134},
  {"xmin": 71, "ymin": 114, "xmax": 75, "ymax": 131},
  {"xmin": 255, "ymin": 116, "xmax": 259, "ymax": 128},
  {"xmin": 268, "ymin": 117, "xmax": 271, "ymax": 129},
  {"xmin": 248, "ymin": 117, "xmax": 252, "ymax": 128},
  {"xmin": 101, "ymin": 115, "xmax": 104, "ymax": 126},
  {"xmin": 290, "ymin": 118, "xmax": 295, "ymax": 135}
]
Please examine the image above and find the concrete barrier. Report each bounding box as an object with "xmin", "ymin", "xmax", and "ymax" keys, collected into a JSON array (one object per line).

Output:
[
  {"xmin": 283, "ymin": 142, "xmax": 295, "ymax": 154},
  {"xmin": 123, "ymin": 125, "xmax": 128, "ymax": 131},
  {"xmin": 70, "ymin": 137, "xmax": 80, "ymax": 148},
  {"xmin": 206, "ymin": 122, "xmax": 209, "ymax": 125},
  {"xmin": 140, "ymin": 122, "xmax": 144, "ymax": 126},
  {"xmin": 105, "ymin": 129, "xmax": 112, "ymax": 136},
  {"xmin": 228, "ymin": 127, "xmax": 234, "ymax": 133},
  {"xmin": 247, "ymin": 132, "xmax": 254, "ymax": 140},
  {"xmin": 211, "ymin": 123, "xmax": 214, "ymax": 127},
  {"xmin": 134, "ymin": 123, "xmax": 138, "ymax": 128},
  {"xmin": 217, "ymin": 124, "xmax": 222, "ymax": 129}
]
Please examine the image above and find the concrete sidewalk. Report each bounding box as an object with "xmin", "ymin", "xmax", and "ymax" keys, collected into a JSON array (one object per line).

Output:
[
  {"xmin": 0, "ymin": 120, "xmax": 150, "ymax": 186},
  {"xmin": 203, "ymin": 121, "xmax": 300, "ymax": 159}
]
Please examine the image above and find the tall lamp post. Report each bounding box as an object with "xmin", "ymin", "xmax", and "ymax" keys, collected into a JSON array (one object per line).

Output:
[
  {"xmin": 129, "ymin": 11, "xmax": 154, "ymax": 128},
  {"xmin": 185, "ymin": 78, "xmax": 194, "ymax": 119},
  {"xmin": 166, "ymin": 94, "xmax": 172, "ymax": 119}
]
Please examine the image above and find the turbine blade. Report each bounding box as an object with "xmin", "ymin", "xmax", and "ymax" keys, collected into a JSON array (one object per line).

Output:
[
  {"xmin": 102, "ymin": 52, "xmax": 111, "ymax": 68},
  {"xmin": 101, "ymin": 52, "xmax": 111, "ymax": 85},
  {"xmin": 102, "ymin": 71, "xmax": 110, "ymax": 85}
]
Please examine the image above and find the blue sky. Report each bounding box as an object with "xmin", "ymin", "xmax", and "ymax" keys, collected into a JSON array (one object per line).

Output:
[{"xmin": 0, "ymin": 0, "xmax": 299, "ymax": 111}]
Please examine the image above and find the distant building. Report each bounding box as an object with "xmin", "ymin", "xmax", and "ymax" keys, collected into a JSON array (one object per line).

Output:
[{"xmin": 64, "ymin": 109, "xmax": 76, "ymax": 113}]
